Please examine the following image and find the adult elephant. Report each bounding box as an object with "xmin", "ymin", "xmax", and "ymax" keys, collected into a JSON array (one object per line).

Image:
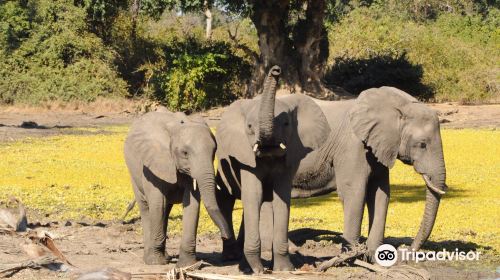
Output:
[
  {"xmin": 292, "ymin": 86, "xmax": 448, "ymax": 256},
  {"xmin": 215, "ymin": 66, "xmax": 331, "ymax": 273},
  {"xmin": 124, "ymin": 110, "xmax": 232, "ymax": 266}
]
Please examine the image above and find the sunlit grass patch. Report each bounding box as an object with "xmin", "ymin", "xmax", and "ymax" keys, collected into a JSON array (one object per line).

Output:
[{"xmin": 0, "ymin": 127, "xmax": 498, "ymax": 256}]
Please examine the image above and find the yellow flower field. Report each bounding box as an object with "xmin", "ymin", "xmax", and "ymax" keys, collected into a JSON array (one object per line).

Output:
[{"xmin": 0, "ymin": 127, "xmax": 498, "ymax": 257}]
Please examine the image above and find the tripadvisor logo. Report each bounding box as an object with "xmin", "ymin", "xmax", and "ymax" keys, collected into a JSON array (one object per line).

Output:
[
  {"xmin": 375, "ymin": 244, "xmax": 481, "ymax": 267},
  {"xmin": 375, "ymin": 244, "xmax": 398, "ymax": 267}
]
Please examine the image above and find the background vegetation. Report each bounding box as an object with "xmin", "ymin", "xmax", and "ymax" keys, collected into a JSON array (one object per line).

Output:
[
  {"xmin": 0, "ymin": 126, "xmax": 498, "ymax": 258},
  {"xmin": 0, "ymin": 0, "xmax": 498, "ymax": 109}
]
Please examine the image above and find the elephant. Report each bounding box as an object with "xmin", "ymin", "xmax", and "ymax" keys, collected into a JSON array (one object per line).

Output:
[
  {"xmin": 124, "ymin": 110, "xmax": 232, "ymax": 266},
  {"xmin": 215, "ymin": 66, "xmax": 331, "ymax": 273},
  {"xmin": 290, "ymin": 86, "xmax": 448, "ymax": 256}
]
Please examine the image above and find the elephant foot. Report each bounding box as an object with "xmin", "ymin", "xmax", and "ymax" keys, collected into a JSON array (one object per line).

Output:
[
  {"xmin": 272, "ymin": 254, "xmax": 294, "ymax": 271},
  {"xmin": 241, "ymin": 253, "xmax": 264, "ymax": 274},
  {"xmin": 177, "ymin": 251, "xmax": 197, "ymax": 268},
  {"xmin": 143, "ymin": 250, "xmax": 170, "ymax": 265},
  {"xmin": 222, "ymin": 239, "xmax": 243, "ymax": 262}
]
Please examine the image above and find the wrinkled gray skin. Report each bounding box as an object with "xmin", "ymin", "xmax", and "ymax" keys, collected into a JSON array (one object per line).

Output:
[
  {"xmin": 124, "ymin": 111, "xmax": 232, "ymax": 266},
  {"xmin": 215, "ymin": 66, "xmax": 331, "ymax": 273},
  {"xmin": 290, "ymin": 87, "xmax": 448, "ymax": 255}
]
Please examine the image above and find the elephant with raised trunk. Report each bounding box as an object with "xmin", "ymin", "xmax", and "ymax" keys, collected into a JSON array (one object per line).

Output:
[
  {"xmin": 215, "ymin": 66, "xmax": 331, "ymax": 273},
  {"xmin": 292, "ymin": 86, "xmax": 447, "ymax": 255},
  {"xmin": 124, "ymin": 110, "xmax": 232, "ymax": 266}
]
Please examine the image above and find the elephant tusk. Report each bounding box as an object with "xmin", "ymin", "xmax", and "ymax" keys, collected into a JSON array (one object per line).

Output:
[
  {"xmin": 279, "ymin": 143, "xmax": 286, "ymax": 150},
  {"xmin": 193, "ymin": 178, "xmax": 197, "ymax": 191},
  {"xmin": 253, "ymin": 143, "xmax": 259, "ymax": 152},
  {"xmin": 423, "ymin": 175, "xmax": 445, "ymax": 195},
  {"xmin": 216, "ymin": 184, "xmax": 221, "ymax": 190}
]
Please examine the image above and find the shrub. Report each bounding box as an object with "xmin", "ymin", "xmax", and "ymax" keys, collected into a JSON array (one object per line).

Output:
[
  {"xmin": 0, "ymin": 0, "xmax": 127, "ymax": 105},
  {"xmin": 147, "ymin": 37, "xmax": 251, "ymax": 111},
  {"xmin": 326, "ymin": 6, "xmax": 499, "ymax": 102}
]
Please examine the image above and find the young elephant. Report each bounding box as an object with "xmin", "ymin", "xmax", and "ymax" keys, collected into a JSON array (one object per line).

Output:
[{"xmin": 124, "ymin": 110, "xmax": 232, "ymax": 266}]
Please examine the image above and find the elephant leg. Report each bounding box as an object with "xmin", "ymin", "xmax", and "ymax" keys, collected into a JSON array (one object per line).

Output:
[
  {"xmin": 143, "ymin": 179, "xmax": 169, "ymax": 265},
  {"xmin": 240, "ymin": 169, "xmax": 264, "ymax": 273},
  {"xmin": 177, "ymin": 188, "xmax": 201, "ymax": 267},
  {"xmin": 164, "ymin": 203, "xmax": 173, "ymax": 258},
  {"xmin": 366, "ymin": 166, "xmax": 390, "ymax": 256},
  {"xmin": 134, "ymin": 190, "xmax": 153, "ymax": 264},
  {"xmin": 337, "ymin": 168, "xmax": 368, "ymax": 250},
  {"xmin": 271, "ymin": 178, "xmax": 294, "ymax": 271},
  {"xmin": 217, "ymin": 190, "xmax": 240, "ymax": 261}
]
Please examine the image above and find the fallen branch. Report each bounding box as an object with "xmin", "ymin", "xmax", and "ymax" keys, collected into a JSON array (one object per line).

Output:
[
  {"xmin": 0, "ymin": 255, "xmax": 59, "ymax": 278},
  {"xmin": 317, "ymin": 243, "xmax": 367, "ymax": 272}
]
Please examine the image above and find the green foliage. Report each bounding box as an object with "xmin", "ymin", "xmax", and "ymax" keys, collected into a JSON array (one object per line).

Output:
[
  {"xmin": 0, "ymin": 0, "xmax": 127, "ymax": 104},
  {"xmin": 326, "ymin": 5, "xmax": 499, "ymax": 102},
  {"xmin": 148, "ymin": 38, "xmax": 251, "ymax": 111},
  {"xmin": 75, "ymin": 0, "xmax": 127, "ymax": 38},
  {"xmin": 0, "ymin": 1, "xmax": 32, "ymax": 51},
  {"xmin": 0, "ymin": 0, "xmax": 498, "ymax": 106}
]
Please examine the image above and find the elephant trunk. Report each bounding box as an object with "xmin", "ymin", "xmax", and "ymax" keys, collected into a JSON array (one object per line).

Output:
[
  {"xmin": 193, "ymin": 166, "xmax": 232, "ymax": 240},
  {"xmin": 411, "ymin": 165, "xmax": 447, "ymax": 250},
  {"xmin": 257, "ymin": 65, "xmax": 281, "ymax": 146}
]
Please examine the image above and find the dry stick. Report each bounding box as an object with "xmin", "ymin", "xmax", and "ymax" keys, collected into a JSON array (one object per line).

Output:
[
  {"xmin": 317, "ymin": 243, "xmax": 368, "ymax": 272},
  {"xmin": 0, "ymin": 256, "xmax": 59, "ymax": 277}
]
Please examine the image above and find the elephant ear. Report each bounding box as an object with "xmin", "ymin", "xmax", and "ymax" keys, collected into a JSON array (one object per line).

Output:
[
  {"xmin": 349, "ymin": 86, "xmax": 418, "ymax": 168},
  {"xmin": 127, "ymin": 111, "xmax": 180, "ymax": 184},
  {"xmin": 280, "ymin": 94, "xmax": 331, "ymax": 166},
  {"xmin": 216, "ymin": 100, "xmax": 256, "ymax": 168}
]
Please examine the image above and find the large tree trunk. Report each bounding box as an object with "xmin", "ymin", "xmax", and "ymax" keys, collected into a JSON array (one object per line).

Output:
[
  {"xmin": 247, "ymin": 0, "xmax": 350, "ymax": 99},
  {"xmin": 293, "ymin": 0, "xmax": 329, "ymax": 95},
  {"xmin": 248, "ymin": 0, "xmax": 298, "ymax": 95}
]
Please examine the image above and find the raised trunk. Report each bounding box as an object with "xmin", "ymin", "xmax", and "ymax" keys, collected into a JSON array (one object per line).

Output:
[
  {"xmin": 257, "ymin": 66, "xmax": 281, "ymax": 145},
  {"xmin": 194, "ymin": 167, "xmax": 232, "ymax": 240},
  {"xmin": 248, "ymin": 0, "xmax": 339, "ymax": 99}
]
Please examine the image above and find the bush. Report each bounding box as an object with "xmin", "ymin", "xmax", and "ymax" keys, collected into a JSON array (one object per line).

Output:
[
  {"xmin": 147, "ymin": 37, "xmax": 251, "ymax": 111},
  {"xmin": 0, "ymin": 0, "xmax": 127, "ymax": 105},
  {"xmin": 326, "ymin": 6, "xmax": 499, "ymax": 102}
]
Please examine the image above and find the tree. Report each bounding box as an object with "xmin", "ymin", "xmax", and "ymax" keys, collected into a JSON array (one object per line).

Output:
[
  {"xmin": 136, "ymin": 0, "xmax": 351, "ymax": 98},
  {"xmin": 220, "ymin": 0, "xmax": 353, "ymax": 98}
]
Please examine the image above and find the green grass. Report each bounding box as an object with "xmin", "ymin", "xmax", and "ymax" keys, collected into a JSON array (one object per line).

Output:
[{"xmin": 0, "ymin": 127, "xmax": 498, "ymax": 257}]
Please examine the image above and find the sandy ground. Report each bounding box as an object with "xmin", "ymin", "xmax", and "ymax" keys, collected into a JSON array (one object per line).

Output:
[
  {"xmin": 0, "ymin": 102, "xmax": 499, "ymax": 279},
  {"xmin": 1, "ymin": 220, "xmax": 497, "ymax": 280}
]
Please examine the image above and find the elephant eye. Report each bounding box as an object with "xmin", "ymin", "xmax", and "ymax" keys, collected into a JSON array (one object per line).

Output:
[
  {"xmin": 420, "ymin": 142, "xmax": 427, "ymax": 149},
  {"xmin": 284, "ymin": 121, "xmax": 289, "ymax": 126}
]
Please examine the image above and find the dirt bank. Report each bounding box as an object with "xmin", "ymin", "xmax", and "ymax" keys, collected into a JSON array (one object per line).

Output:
[{"xmin": 0, "ymin": 103, "xmax": 498, "ymax": 142}]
